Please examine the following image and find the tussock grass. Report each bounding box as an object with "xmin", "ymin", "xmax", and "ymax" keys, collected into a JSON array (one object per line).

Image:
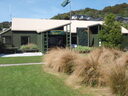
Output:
[
  {"xmin": 97, "ymin": 48, "xmax": 123, "ymax": 86},
  {"xmin": 108, "ymin": 64, "xmax": 128, "ymax": 96},
  {"xmin": 43, "ymin": 47, "xmax": 128, "ymax": 96},
  {"xmin": 66, "ymin": 56, "xmax": 92, "ymax": 86},
  {"xmin": 107, "ymin": 53, "xmax": 128, "ymax": 96},
  {"xmin": 67, "ymin": 48, "xmax": 123, "ymax": 87},
  {"xmin": 44, "ymin": 48, "xmax": 79, "ymax": 74},
  {"xmin": 115, "ymin": 53, "xmax": 128, "ymax": 67}
]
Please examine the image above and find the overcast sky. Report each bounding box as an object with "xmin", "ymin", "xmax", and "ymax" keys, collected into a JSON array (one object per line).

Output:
[{"xmin": 0, "ymin": 0, "xmax": 128, "ymax": 22}]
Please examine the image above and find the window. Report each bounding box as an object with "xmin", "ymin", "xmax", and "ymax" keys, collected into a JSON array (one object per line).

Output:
[
  {"xmin": 72, "ymin": 36, "xmax": 77, "ymax": 44},
  {"xmin": 2, "ymin": 36, "xmax": 12, "ymax": 44},
  {"xmin": 21, "ymin": 36, "xmax": 30, "ymax": 45},
  {"xmin": 124, "ymin": 34, "xmax": 128, "ymax": 36}
]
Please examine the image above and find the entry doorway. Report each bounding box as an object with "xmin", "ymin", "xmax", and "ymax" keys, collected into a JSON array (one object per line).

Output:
[{"xmin": 48, "ymin": 35, "xmax": 66, "ymax": 48}]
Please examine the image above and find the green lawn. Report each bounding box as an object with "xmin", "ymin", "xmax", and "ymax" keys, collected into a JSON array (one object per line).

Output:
[
  {"xmin": 0, "ymin": 56, "xmax": 42, "ymax": 64},
  {"xmin": 0, "ymin": 65, "xmax": 91, "ymax": 96}
]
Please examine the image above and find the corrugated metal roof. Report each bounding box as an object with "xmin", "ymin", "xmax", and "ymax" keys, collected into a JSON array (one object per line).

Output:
[{"xmin": 11, "ymin": 18, "xmax": 103, "ymax": 33}]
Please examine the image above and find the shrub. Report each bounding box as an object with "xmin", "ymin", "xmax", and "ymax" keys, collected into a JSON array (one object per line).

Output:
[
  {"xmin": 44, "ymin": 48, "xmax": 79, "ymax": 74},
  {"xmin": 73, "ymin": 46, "xmax": 93, "ymax": 53},
  {"xmin": 20, "ymin": 43, "xmax": 39, "ymax": 52}
]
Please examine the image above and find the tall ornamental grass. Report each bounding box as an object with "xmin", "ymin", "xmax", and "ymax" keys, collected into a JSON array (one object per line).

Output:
[
  {"xmin": 107, "ymin": 53, "xmax": 128, "ymax": 96},
  {"xmin": 44, "ymin": 48, "xmax": 79, "ymax": 74},
  {"xmin": 43, "ymin": 47, "xmax": 128, "ymax": 96}
]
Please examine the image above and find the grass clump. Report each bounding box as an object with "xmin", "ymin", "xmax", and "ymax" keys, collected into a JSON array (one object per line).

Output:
[
  {"xmin": 108, "ymin": 64, "xmax": 128, "ymax": 96},
  {"xmin": 97, "ymin": 48, "xmax": 123, "ymax": 85},
  {"xmin": 66, "ymin": 56, "xmax": 96, "ymax": 86},
  {"xmin": 67, "ymin": 48, "xmax": 123, "ymax": 87},
  {"xmin": 107, "ymin": 53, "xmax": 128, "ymax": 96},
  {"xmin": 44, "ymin": 48, "xmax": 79, "ymax": 74}
]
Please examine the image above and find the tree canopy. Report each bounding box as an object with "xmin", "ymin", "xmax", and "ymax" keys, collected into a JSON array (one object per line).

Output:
[
  {"xmin": 98, "ymin": 14, "xmax": 123, "ymax": 48},
  {"xmin": 52, "ymin": 3, "xmax": 128, "ymax": 19},
  {"xmin": 0, "ymin": 22, "xmax": 11, "ymax": 31}
]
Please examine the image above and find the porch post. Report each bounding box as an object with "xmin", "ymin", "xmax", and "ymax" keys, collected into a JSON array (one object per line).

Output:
[
  {"xmin": 69, "ymin": 23, "xmax": 72, "ymax": 48},
  {"xmin": 98, "ymin": 25, "xmax": 101, "ymax": 46},
  {"xmin": 69, "ymin": 2, "xmax": 72, "ymax": 48},
  {"xmin": 88, "ymin": 27, "xmax": 90, "ymax": 47},
  {"xmin": 41, "ymin": 32, "xmax": 43, "ymax": 53}
]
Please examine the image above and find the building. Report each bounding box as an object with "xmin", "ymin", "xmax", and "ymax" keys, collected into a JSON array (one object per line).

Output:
[
  {"xmin": 71, "ymin": 15, "xmax": 94, "ymax": 20},
  {"xmin": 116, "ymin": 16, "xmax": 128, "ymax": 23},
  {"xmin": 0, "ymin": 18, "xmax": 128, "ymax": 53}
]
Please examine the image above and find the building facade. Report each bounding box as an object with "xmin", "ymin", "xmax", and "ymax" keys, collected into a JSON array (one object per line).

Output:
[{"xmin": 0, "ymin": 18, "xmax": 127, "ymax": 53}]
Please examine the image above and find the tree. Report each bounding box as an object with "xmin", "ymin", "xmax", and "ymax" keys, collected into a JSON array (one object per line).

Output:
[
  {"xmin": 0, "ymin": 21, "xmax": 11, "ymax": 31},
  {"xmin": 99, "ymin": 14, "xmax": 123, "ymax": 48}
]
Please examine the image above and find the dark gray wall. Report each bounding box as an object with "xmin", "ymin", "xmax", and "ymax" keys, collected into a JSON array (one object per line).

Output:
[
  {"xmin": 1, "ymin": 27, "xmax": 128, "ymax": 53},
  {"xmin": 1, "ymin": 30, "xmax": 13, "ymax": 47},
  {"xmin": 122, "ymin": 34, "xmax": 128, "ymax": 48},
  {"xmin": 12, "ymin": 31, "xmax": 38, "ymax": 48}
]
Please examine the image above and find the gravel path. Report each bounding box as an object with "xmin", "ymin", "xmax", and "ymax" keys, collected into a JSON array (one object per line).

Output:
[{"xmin": 0, "ymin": 62, "xmax": 44, "ymax": 67}]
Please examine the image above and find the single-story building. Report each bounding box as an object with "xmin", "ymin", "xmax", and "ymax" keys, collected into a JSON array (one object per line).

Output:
[{"xmin": 0, "ymin": 18, "xmax": 128, "ymax": 53}]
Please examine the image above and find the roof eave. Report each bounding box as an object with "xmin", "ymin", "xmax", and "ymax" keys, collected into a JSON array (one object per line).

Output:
[
  {"xmin": 37, "ymin": 23, "xmax": 71, "ymax": 33},
  {"xmin": 0, "ymin": 28, "xmax": 11, "ymax": 35},
  {"xmin": 11, "ymin": 29, "xmax": 37, "ymax": 32}
]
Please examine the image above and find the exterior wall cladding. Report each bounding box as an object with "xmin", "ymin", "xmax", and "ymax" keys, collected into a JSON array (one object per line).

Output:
[{"xmin": 1, "ymin": 31, "xmax": 36, "ymax": 46}]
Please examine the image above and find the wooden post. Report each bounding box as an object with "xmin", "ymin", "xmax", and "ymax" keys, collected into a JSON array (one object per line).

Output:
[{"xmin": 88, "ymin": 27, "xmax": 90, "ymax": 47}]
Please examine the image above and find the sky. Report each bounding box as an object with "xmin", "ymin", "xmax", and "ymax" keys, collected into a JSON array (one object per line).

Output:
[{"xmin": 0, "ymin": 0, "xmax": 128, "ymax": 22}]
